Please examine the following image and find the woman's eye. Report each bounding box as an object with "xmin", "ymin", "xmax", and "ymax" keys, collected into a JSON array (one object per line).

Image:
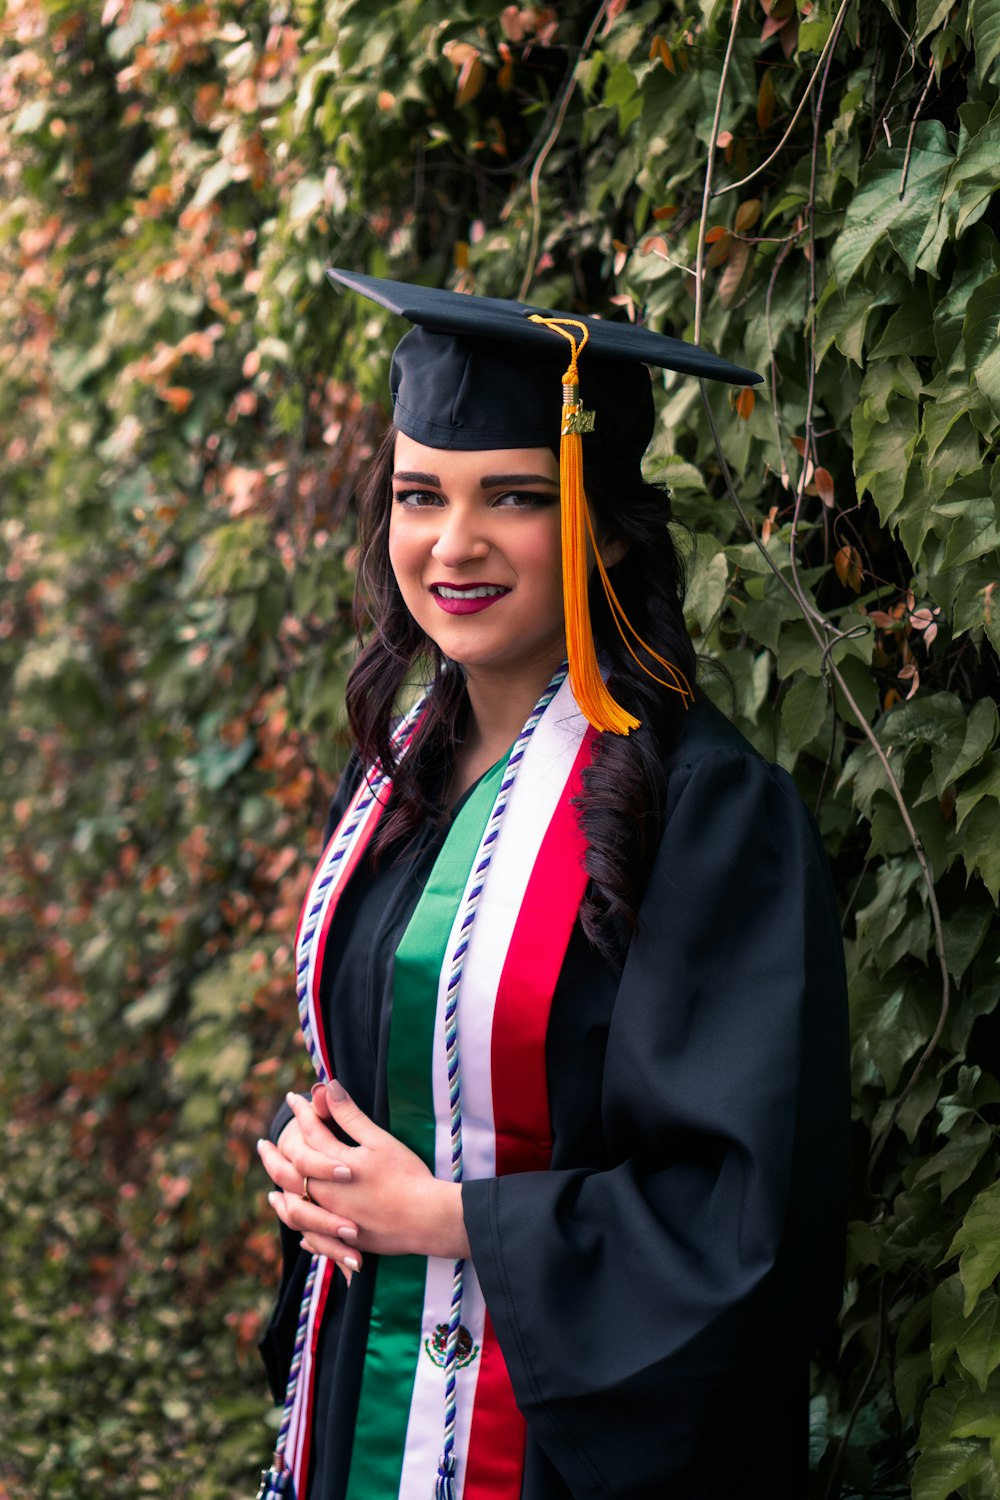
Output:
[
  {"xmin": 393, "ymin": 489, "xmax": 443, "ymax": 508},
  {"xmin": 493, "ymin": 490, "xmax": 556, "ymax": 509}
]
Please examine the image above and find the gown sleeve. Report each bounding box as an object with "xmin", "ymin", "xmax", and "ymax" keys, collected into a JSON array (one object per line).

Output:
[{"xmin": 461, "ymin": 729, "xmax": 849, "ymax": 1499}]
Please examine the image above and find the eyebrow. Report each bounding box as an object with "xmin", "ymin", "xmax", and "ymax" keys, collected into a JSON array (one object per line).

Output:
[{"xmin": 391, "ymin": 470, "xmax": 559, "ymax": 488}]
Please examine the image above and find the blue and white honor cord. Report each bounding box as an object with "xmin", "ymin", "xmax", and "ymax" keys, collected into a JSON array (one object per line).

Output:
[{"xmin": 434, "ymin": 664, "xmax": 566, "ymax": 1499}]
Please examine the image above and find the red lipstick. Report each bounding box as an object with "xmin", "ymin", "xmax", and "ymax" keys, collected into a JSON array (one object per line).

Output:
[{"xmin": 431, "ymin": 583, "xmax": 510, "ymax": 616}]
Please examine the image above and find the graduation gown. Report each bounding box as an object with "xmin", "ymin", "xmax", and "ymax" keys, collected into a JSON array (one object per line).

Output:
[{"xmin": 259, "ymin": 696, "xmax": 849, "ymax": 1499}]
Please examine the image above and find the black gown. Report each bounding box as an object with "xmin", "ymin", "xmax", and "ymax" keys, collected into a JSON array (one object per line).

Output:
[{"xmin": 260, "ymin": 697, "xmax": 849, "ymax": 1499}]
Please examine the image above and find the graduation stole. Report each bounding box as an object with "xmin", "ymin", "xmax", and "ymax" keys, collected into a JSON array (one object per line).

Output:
[{"xmin": 265, "ymin": 668, "xmax": 594, "ymax": 1500}]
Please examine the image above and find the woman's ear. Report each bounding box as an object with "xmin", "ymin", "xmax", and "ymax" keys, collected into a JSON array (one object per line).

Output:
[{"xmin": 599, "ymin": 532, "xmax": 629, "ymax": 568}]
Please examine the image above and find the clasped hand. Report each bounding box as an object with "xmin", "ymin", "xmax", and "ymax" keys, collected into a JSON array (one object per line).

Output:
[{"xmin": 257, "ymin": 1082, "xmax": 470, "ymax": 1286}]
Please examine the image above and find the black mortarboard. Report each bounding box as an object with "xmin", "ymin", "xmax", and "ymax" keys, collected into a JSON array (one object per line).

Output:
[
  {"xmin": 327, "ymin": 268, "xmax": 761, "ymax": 736},
  {"xmin": 326, "ymin": 268, "xmax": 760, "ymax": 464}
]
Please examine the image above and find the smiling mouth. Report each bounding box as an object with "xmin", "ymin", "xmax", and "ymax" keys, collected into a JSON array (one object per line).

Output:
[
  {"xmin": 432, "ymin": 584, "xmax": 510, "ymax": 600},
  {"xmin": 430, "ymin": 582, "xmax": 511, "ymax": 615}
]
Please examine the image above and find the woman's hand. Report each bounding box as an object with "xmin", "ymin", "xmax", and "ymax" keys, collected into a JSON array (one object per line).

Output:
[{"xmin": 257, "ymin": 1083, "xmax": 470, "ymax": 1281}]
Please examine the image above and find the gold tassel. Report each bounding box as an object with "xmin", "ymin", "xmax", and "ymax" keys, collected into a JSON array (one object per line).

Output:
[{"xmin": 527, "ymin": 315, "xmax": 693, "ymax": 734}]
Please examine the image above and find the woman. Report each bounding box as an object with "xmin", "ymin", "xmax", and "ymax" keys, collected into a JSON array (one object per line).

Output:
[{"xmin": 255, "ymin": 271, "xmax": 849, "ymax": 1500}]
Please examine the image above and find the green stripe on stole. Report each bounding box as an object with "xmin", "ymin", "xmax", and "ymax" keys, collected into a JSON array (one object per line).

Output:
[{"xmin": 344, "ymin": 756, "xmax": 509, "ymax": 1500}]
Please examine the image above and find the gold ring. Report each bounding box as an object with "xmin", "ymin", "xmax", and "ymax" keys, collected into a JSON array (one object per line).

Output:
[{"xmin": 302, "ymin": 1176, "xmax": 312, "ymax": 1203}]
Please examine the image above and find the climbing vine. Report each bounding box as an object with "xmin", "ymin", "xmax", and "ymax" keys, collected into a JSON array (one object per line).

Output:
[{"xmin": 1, "ymin": 1, "xmax": 998, "ymax": 1495}]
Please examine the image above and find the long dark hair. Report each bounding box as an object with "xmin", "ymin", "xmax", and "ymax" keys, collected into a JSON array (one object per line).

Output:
[{"xmin": 344, "ymin": 429, "xmax": 697, "ymax": 966}]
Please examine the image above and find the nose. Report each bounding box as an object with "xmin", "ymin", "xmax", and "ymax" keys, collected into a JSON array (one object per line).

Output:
[{"xmin": 429, "ymin": 502, "xmax": 490, "ymax": 567}]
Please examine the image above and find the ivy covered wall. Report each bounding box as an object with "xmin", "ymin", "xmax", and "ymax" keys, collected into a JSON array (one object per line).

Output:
[{"xmin": 1, "ymin": 1, "xmax": 998, "ymax": 1495}]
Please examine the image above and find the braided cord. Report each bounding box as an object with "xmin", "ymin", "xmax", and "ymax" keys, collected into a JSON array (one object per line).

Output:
[
  {"xmin": 262, "ymin": 701, "xmax": 425, "ymax": 1492},
  {"xmin": 436, "ymin": 663, "xmax": 567, "ymax": 1497}
]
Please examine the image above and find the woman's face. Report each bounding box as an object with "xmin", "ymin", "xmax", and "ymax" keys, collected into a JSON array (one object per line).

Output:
[{"xmin": 388, "ymin": 431, "xmax": 565, "ymax": 685}]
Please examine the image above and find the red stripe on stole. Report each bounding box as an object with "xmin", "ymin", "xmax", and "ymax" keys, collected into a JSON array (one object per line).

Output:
[
  {"xmin": 463, "ymin": 731, "xmax": 594, "ymax": 1499},
  {"xmin": 307, "ymin": 790, "xmax": 387, "ymax": 1078},
  {"xmin": 294, "ymin": 1259, "xmax": 335, "ymax": 1499}
]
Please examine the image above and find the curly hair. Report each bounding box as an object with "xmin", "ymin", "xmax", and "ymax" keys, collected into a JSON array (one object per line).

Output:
[{"xmin": 344, "ymin": 429, "xmax": 696, "ymax": 966}]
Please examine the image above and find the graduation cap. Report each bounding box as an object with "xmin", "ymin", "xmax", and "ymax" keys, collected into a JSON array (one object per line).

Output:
[{"xmin": 327, "ymin": 268, "xmax": 762, "ymax": 734}]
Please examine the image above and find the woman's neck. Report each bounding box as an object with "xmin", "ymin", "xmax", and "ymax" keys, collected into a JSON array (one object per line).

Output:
[{"xmin": 447, "ymin": 654, "xmax": 563, "ymax": 804}]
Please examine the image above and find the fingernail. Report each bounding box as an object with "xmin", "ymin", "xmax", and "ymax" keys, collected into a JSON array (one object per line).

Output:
[
  {"xmin": 337, "ymin": 1225, "xmax": 357, "ymax": 1242},
  {"xmin": 285, "ymin": 1091, "xmax": 300, "ymax": 1108},
  {"xmin": 333, "ymin": 1165, "xmax": 352, "ymax": 1182},
  {"xmin": 310, "ymin": 1083, "xmax": 326, "ymax": 1100},
  {"xmin": 328, "ymin": 1079, "xmax": 347, "ymax": 1102},
  {"xmin": 344, "ymin": 1254, "xmax": 359, "ymax": 1271},
  {"xmin": 341, "ymin": 1267, "xmax": 353, "ymax": 1287},
  {"xmin": 267, "ymin": 1192, "xmax": 279, "ymax": 1209},
  {"xmin": 256, "ymin": 1138, "xmax": 266, "ymax": 1154}
]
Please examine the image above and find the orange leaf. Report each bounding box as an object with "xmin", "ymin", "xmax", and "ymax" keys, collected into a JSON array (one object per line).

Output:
[
  {"xmin": 652, "ymin": 204, "xmax": 677, "ymax": 220},
  {"xmin": 704, "ymin": 225, "xmax": 729, "ymax": 243},
  {"xmin": 716, "ymin": 129, "xmax": 733, "ymax": 148},
  {"xmin": 757, "ymin": 69, "xmax": 776, "ymax": 131},
  {"xmin": 160, "ymin": 386, "xmax": 193, "ymax": 413},
  {"xmin": 457, "ymin": 54, "xmax": 486, "ymax": 107},
  {"xmin": 868, "ymin": 610, "xmax": 896, "ymax": 629},
  {"xmin": 735, "ymin": 386, "xmax": 755, "ymax": 421},
  {"xmin": 834, "ymin": 544, "xmax": 864, "ymax": 593},
  {"xmin": 814, "ymin": 466, "xmax": 834, "ymax": 507},
  {"xmin": 454, "ymin": 240, "xmax": 469, "ymax": 270},
  {"xmin": 717, "ymin": 238, "xmax": 750, "ymax": 306},
  {"xmin": 640, "ymin": 234, "xmax": 670, "ymax": 258},
  {"xmin": 500, "ymin": 5, "xmax": 526, "ymax": 41},
  {"xmin": 706, "ymin": 232, "xmax": 732, "ymax": 269},
  {"xmin": 790, "ymin": 435, "xmax": 807, "ymax": 456},
  {"xmin": 734, "ymin": 197, "xmax": 761, "ymax": 234}
]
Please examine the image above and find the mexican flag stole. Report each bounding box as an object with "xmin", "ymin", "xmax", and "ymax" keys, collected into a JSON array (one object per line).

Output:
[{"xmin": 286, "ymin": 674, "xmax": 595, "ymax": 1499}]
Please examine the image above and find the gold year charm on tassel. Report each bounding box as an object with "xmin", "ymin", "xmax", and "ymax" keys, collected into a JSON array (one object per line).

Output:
[{"xmin": 562, "ymin": 407, "xmax": 596, "ymax": 435}]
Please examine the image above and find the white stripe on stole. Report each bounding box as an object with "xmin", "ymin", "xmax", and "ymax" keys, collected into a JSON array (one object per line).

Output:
[
  {"xmin": 288, "ymin": 1257, "xmax": 329, "ymax": 1495},
  {"xmin": 302, "ymin": 778, "xmax": 385, "ymax": 1075},
  {"xmin": 396, "ymin": 676, "xmax": 589, "ymax": 1500}
]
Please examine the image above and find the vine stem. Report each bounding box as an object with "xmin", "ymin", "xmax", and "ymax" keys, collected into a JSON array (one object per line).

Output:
[
  {"xmin": 714, "ymin": 0, "xmax": 852, "ymax": 200},
  {"xmin": 517, "ymin": 0, "xmax": 611, "ymax": 302},
  {"xmin": 693, "ymin": 0, "xmax": 743, "ymax": 347},
  {"xmin": 692, "ymin": 0, "xmax": 950, "ymax": 1176}
]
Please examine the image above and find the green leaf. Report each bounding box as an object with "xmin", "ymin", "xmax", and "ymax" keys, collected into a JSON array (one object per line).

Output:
[
  {"xmin": 956, "ymin": 752, "xmax": 1000, "ymax": 827},
  {"xmin": 776, "ymin": 621, "xmax": 822, "ymax": 679},
  {"xmin": 683, "ymin": 536, "xmax": 729, "ymax": 634},
  {"xmin": 963, "ymin": 273, "xmax": 1000, "ymax": 369},
  {"xmin": 781, "ymin": 673, "xmax": 829, "ymax": 751},
  {"xmin": 866, "ymin": 989, "xmax": 930, "ymax": 1092},
  {"xmin": 915, "ymin": 1122, "xmax": 993, "ymax": 1201},
  {"xmin": 943, "ymin": 901, "xmax": 996, "ymax": 983},
  {"xmin": 958, "ymin": 1292, "xmax": 1000, "ymax": 1392},
  {"xmin": 949, "ymin": 1179, "xmax": 1000, "ymax": 1315},
  {"xmin": 950, "ymin": 699, "xmax": 1000, "ymax": 788},
  {"xmin": 940, "ymin": 496, "xmax": 1000, "ymax": 571},
  {"xmin": 933, "ymin": 1273, "xmax": 971, "ymax": 1380},
  {"xmin": 870, "ymin": 287, "xmax": 937, "ymax": 359},
  {"xmin": 948, "ymin": 112, "xmax": 1000, "ymax": 236},
  {"xmin": 916, "ymin": 0, "xmax": 952, "ymax": 42},
  {"xmin": 912, "ymin": 1439, "xmax": 990, "ymax": 1500},
  {"xmin": 852, "ymin": 394, "xmax": 920, "ymax": 527},
  {"xmin": 960, "ymin": 798, "xmax": 1000, "ymax": 900},
  {"xmin": 189, "ymin": 156, "xmax": 236, "ymax": 209},
  {"xmin": 831, "ymin": 121, "xmax": 953, "ymax": 285},
  {"xmin": 971, "ymin": 0, "xmax": 1000, "ymax": 83}
]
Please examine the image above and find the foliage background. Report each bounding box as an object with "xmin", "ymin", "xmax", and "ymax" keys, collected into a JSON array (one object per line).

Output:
[{"xmin": 1, "ymin": 0, "xmax": 999, "ymax": 1495}]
